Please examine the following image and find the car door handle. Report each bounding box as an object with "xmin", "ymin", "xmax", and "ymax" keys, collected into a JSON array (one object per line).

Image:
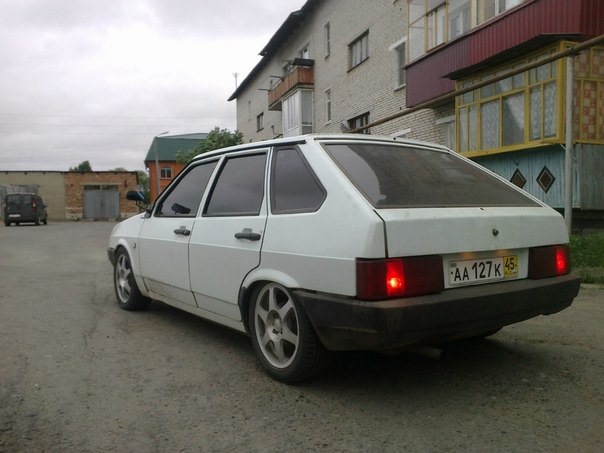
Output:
[
  {"xmin": 234, "ymin": 228, "xmax": 261, "ymax": 241},
  {"xmin": 174, "ymin": 226, "xmax": 191, "ymax": 236}
]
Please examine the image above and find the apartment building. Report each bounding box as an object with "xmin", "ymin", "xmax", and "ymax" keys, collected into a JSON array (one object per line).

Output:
[{"xmin": 229, "ymin": 0, "xmax": 604, "ymax": 221}]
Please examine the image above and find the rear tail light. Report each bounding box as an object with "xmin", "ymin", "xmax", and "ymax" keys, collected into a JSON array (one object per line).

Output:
[
  {"xmin": 528, "ymin": 244, "xmax": 571, "ymax": 279},
  {"xmin": 356, "ymin": 256, "xmax": 444, "ymax": 301}
]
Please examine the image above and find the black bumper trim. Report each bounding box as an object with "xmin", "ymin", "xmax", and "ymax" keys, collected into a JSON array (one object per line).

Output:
[{"xmin": 295, "ymin": 274, "xmax": 581, "ymax": 351}]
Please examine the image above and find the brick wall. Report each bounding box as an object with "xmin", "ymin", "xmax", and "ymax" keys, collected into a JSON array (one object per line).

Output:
[
  {"xmin": 64, "ymin": 172, "xmax": 139, "ymax": 220},
  {"xmin": 147, "ymin": 161, "xmax": 185, "ymax": 201}
]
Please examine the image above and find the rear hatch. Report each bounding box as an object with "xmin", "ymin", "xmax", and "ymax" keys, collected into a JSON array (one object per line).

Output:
[
  {"xmin": 377, "ymin": 206, "xmax": 568, "ymax": 289},
  {"xmin": 321, "ymin": 139, "xmax": 569, "ymax": 290}
]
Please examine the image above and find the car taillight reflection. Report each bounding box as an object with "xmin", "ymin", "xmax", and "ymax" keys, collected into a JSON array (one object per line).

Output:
[{"xmin": 357, "ymin": 256, "xmax": 444, "ymax": 301}]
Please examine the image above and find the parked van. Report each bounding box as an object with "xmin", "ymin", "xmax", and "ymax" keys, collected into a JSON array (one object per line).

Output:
[{"xmin": 3, "ymin": 193, "xmax": 48, "ymax": 226}]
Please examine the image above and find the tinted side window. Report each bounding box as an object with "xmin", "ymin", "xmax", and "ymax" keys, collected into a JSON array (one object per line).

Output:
[
  {"xmin": 205, "ymin": 153, "xmax": 267, "ymax": 216},
  {"xmin": 271, "ymin": 147, "xmax": 326, "ymax": 214},
  {"xmin": 156, "ymin": 161, "xmax": 217, "ymax": 217}
]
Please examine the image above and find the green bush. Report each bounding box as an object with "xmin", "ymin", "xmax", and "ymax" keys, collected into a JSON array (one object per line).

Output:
[{"xmin": 569, "ymin": 232, "xmax": 604, "ymax": 284}]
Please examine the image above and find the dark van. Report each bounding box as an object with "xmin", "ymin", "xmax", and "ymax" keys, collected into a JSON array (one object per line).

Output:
[{"xmin": 3, "ymin": 193, "xmax": 48, "ymax": 226}]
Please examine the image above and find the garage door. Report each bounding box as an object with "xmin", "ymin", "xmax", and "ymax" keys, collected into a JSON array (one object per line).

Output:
[{"xmin": 83, "ymin": 190, "xmax": 119, "ymax": 219}]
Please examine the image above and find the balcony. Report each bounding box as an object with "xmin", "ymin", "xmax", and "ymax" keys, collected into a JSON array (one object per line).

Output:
[{"xmin": 268, "ymin": 63, "xmax": 314, "ymax": 111}]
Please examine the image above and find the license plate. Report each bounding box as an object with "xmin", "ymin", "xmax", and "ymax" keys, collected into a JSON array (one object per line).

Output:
[
  {"xmin": 449, "ymin": 255, "xmax": 518, "ymax": 286},
  {"xmin": 9, "ymin": 214, "xmax": 20, "ymax": 218}
]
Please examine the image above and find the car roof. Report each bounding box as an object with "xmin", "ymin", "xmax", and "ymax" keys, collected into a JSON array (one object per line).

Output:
[{"xmin": 191, "ymin": 134, "xmax": 451, "ymax": 163}]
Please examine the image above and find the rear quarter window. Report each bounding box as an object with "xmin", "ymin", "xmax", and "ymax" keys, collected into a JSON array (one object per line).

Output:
[
  {"xmin": 322, "ymin": 142, "xmax": 539, "ymax": 208},
  {"xmin": 271, "ymin": 147, "xmax": 326, "ymax": 214}
]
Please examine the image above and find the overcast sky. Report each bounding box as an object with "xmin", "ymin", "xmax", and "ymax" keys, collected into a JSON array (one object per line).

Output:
[{"xmin": 0, "ymin": 0, "xmax": 305, "ymax": 172}]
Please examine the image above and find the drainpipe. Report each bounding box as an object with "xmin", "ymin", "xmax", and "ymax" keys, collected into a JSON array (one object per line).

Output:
[{"xmin": 564, "ymin": 57, "xmax": 574, "ymax": 234}]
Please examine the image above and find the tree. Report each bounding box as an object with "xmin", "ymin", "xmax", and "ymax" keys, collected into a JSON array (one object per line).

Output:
[
  {"xmin": 176, "ymin": 127, "xmax": 243, "ymax": 163},
  {"xmin": 69, "ymin": 160, "xmax": 92, "ymax": 172},
  {"xmin": 111, "ymin": 167, "xmax": 150, "ymax": 203},
  {"xmin": 136, "ymin": 171, "xmax": 150, "ymax": 203}
]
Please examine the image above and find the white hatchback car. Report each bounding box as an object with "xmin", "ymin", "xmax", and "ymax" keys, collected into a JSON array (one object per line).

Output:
[{"xmin": 108, "ymin": 134, "xmax": 580, "ymax": 382}]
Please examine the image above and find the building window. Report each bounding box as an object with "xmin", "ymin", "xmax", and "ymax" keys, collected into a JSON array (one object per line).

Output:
[
  {"xmin": 325, "ymin": 89, "xmax": 332, "ymax": 123},
  {"xmin": 437, "ymin": 115, "xmax": 457, "ymax": 151},
  {"xmin": 456, "ymin": 47, "xmax": 562, "ymax": 156},
  {"xmin": 390, "ymin": 38, "xmax": 407, "ymax": 88},
  {"xmin": 324, "ymin": 22, "xmax": 331, "ymax": 57},
  {"xmin": 84, "ymin": 184, "xmax": 118, "ymax": 191},
  {"xmin": 299, "ymin": 44, "xmax": 310, "ymax": 59},
  {"xmin": 160, "ymin": 167, "xmax": 172, "ymax": 179},
  {"xmin": 448, "ymin": 0, "xmax": 471, "ymax": 41},
  {"xmin": 427, "ymin": 2, "xmax": 446, "ymax": 49},
  {"xmin": 349, "ymin": 31, "xmax": 369, "ymax": 69},
  {"xmin": 408, "ymin": 0, "xmax": 525, "ymax": 62},
  {"xmin": 574, "ymin": 45, "xmax": 604, "ymax": 141},
  {"xmin": 349, "ymin": 112, "xmax": 371, "ymax": 134},
  {"xmin": 282, "ymin": 90, "xmax": 313, "ymax": 137},
  {"xmin": 256, "ymin": 112, "xmax": 264, "ymax": 132}
]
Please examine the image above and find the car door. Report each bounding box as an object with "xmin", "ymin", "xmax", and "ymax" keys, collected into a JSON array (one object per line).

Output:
[
  {"xmin": 138, "ymin": 160, "xmax": 218, "ymax": 306},
  {"xmin": 189, "ymin": 150, "xmax": 268, "ymax": 320}
]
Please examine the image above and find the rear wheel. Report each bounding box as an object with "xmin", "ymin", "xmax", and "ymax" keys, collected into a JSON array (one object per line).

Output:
[
  {"xmin": 4, "ymin": 220, "xmax": 9, "ymax": 227},
  {"xmin": 113, "ymin": 248, "xmax": 150, "ymax": 311},
  {"xmin": 469, "ymin": 328, "xmax": 501, "ymax": 340},
  {"xmin": 249, "ymin": 282, "xmax": 330, "ymax": 383}
]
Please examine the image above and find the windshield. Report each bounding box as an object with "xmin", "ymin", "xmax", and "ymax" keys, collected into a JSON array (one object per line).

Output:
[{"xmin": 322, "ymin": 142, "xmax": 539, "ymax": 208}]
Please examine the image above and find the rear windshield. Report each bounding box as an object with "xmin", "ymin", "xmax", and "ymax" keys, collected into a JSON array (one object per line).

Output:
[
  {"xmin": 7, "ymin": 194, "xmax": 31, "ymax": 205},
  {"xmin": 322, "ymin": 142, "xmax": 539, "ymax": 208}
]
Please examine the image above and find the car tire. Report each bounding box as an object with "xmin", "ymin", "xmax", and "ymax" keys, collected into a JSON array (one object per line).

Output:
[
  {"xmin": 113, "ymin": 248, "xmax": 150, "ymax": 311},
  {"xmin": 43, "ymin": 216, "xmax": 48, "ymax": 225},
  {"xmin": 249, "ymin": 282, "xmax": 331, "ymax": 383},
  {"xmin": 470, "ymin": 328, "xmax": 502, "ymax": 340},
  {"xmin": 4, "ymin": 221, "xmax": 9, "ymax": 227}
]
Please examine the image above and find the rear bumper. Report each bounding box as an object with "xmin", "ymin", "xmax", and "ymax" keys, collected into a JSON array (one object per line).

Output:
[{"xmin": 295, "ymin": 274, "xmax": 581, "ymax": 351}]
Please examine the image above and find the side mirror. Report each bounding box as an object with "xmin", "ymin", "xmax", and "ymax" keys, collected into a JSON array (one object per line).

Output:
[
  {"xmin": 126, "ymin": 191, "xmax": 145, "ymax": 201},
  {"xmin": 126, "ymin": 191, "xmax": 151, "ymax": 213}
]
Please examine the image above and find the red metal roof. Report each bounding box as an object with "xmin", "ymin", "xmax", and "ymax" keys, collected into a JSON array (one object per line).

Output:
[{"xmin": 406, "ymin": 0, "xmax": 604, "ymax": 107}]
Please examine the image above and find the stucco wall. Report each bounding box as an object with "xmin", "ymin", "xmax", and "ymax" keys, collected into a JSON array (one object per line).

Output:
[{"xmin": 0, "ymin": 171, "xmax": 65, "ymax": 220}]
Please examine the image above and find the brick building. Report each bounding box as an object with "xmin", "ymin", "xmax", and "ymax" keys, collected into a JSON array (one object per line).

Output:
[
  {"xmin": 144, "ymin": 133, "xmax": 208, "ymax": 201},
  {"xmin": 228, "ymin": 0, "xmax": 604, "ymax": 223},
  {"xmin": 1, "ymin": 171, "xmax": 139, "ymax": 221}
]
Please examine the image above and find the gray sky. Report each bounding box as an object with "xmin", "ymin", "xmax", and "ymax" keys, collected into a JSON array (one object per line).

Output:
[{"xmin": 0, "ymin": 0, "xmax": 305, "ymax": 172}]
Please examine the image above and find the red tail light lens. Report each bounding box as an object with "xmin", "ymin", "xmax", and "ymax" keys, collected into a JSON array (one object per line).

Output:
[
  {"xmin": 356, "ymin": 256, "xmax": 444, "ymax": 301},
  {"xmin": 528, "ymin": 245, "xmax": 571, "ymax": 279}
]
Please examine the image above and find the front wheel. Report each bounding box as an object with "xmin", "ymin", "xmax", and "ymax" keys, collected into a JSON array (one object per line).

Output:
[
  {"xmin": 113, "ymin": 248, "xmax": 150, "ymax": 311},
  {"xmin": 249, "ymin": 282, "xmax": 330, "ymax": 383}
]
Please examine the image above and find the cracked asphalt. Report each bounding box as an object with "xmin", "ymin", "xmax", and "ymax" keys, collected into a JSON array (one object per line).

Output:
[{"xmin": 1, "ymin": 221, "xmax": 602, "ymax": 452}]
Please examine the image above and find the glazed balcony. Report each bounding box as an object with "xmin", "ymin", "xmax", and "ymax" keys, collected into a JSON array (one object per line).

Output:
[{"xmin": 268, "ymin": 63, "xmax": 314, "ymax": 111}]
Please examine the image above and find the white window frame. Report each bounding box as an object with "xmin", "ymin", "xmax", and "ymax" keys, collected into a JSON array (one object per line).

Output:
[
  {"xmin": 349, "ymin": 31, "xmax": 369, "ymax": 69},
  {"xmin": 324, "ymin": 88, "xmax": 332, "ymax": 124},
  {"xmin": 324, "ymin": 22, "xmax": 331, "ymax": 57},
  {"xmin": 389, "ymin": 37, "xmax": 407, "ymax": 89}
]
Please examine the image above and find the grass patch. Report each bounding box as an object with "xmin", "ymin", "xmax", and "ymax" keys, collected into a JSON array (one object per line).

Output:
[{"xmin": 569, "ymin": 232, "xmax": 604, "ymax": 284}]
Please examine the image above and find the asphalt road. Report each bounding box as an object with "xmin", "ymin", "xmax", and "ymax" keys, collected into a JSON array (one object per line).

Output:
[{"xmin": 1, "ymin": 222, "xmax": 602, "ymax": 452}]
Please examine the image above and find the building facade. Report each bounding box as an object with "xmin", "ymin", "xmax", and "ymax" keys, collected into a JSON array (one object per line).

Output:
[
  {"xmin": 0, "ymin": 171, "xmax": 139, "ymax": 221},
  {"xmin": 229, "ymin": 0, "xmax": 604, "ymax": 222}
]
